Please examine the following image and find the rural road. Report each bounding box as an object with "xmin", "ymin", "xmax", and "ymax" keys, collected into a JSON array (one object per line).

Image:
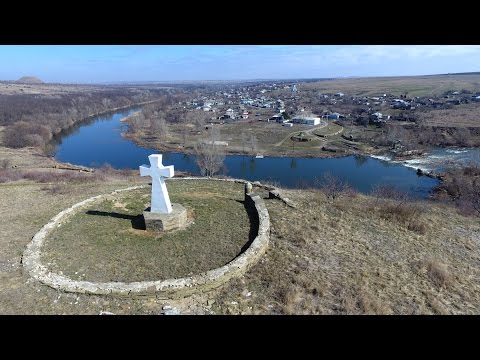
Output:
[{"xmin": 274, "ymin": 120, "xmax": 328, "ymax": 147}]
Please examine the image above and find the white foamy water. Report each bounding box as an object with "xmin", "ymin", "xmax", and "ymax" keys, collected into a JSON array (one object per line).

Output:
[
  {"xmin": 445, "ymin": 149, "xmax": 469, "ymax": 154},
  {"xmin": 371, "ymin": 147, "xmax": 480, "ymax": 173},
  {"xmin": 402, "ymin": 159, "xmax": 434, "ymax": 172},
  {"xmin": 369, "ymin": 155, "xmax": 392, "ymax": 162}
]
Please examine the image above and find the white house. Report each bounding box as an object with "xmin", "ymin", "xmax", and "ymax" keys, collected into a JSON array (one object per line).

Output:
[
  {"xmin": 303, "ymin": 117, "xmax": 321, "ymax": 125},
  {"xmin": 292, "ymin": 116, "xmax": 321, "ymax": 126}
]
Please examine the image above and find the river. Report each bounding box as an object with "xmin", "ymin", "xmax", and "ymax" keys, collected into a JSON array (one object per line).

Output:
[{"xmin": 54, "ymin": 108, "xmax": 440, "ymax": 198}]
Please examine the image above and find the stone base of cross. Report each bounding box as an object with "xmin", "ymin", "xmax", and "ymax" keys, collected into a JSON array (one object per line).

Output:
[{"xmin": 139, "ymin": 154, "xmax": 174, "ymax": 214}]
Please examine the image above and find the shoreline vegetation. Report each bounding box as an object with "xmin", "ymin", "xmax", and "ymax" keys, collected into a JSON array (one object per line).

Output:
[{"xmin": 118, "ymin": 113, "xmax": 447, "ymax": 183}]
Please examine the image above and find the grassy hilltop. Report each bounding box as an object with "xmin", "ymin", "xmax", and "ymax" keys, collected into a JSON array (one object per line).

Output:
[{"xmin": 0, "ymin": 144, "xmax": 478, "ymax": 315}]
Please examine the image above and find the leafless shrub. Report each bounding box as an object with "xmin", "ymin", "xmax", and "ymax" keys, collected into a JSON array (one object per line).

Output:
[
  {"xmin": 150, "ymin": 114, "xmax": 168, "ymax": 141},
  {"xmin": 41, "ymin": 184, "xmax": 69, "ymax": 195},
  {"xmin": 336, "ymin": 288, "xmax": 358, "ymax": 314},
  {"xmin": 463, "ymin": 163, "xmax": 480, "ymax": 177},
  {"xmin": 343, "ymin": 186, "xmax": 359, "ymax": 198},
  {"xmin": 315, "ymin": 172, "xmax": 350, "ymax": 203},
  {"xmin": 261, "ymin": 179, "xmax": 281, "ymax": 189},
  {"xmin": 4, "ymin": 121, "xmax": 52, "ymax": 148},
  {"xmin": 0, "ymin": 159, "xmax": 10, "ymax": 169},
  {"xmin": 426, "ymin": 292, "xmax": 450, "ymax": 315},
  {"xmin": 194, "ymin": 128, "xmax": 225, "ymax": 177},
  {"xmin": 371, "ymin": 183, "xmax": 408, "ymax": 206},
  {"xmin": 278, "ymin": 285, "xmax": 301, "ymax": 315},
  {"xmin": 422, "ymin": 258, "xmax": 453, "ymax": 288},
  {"xmin": 249, "ymin": 135, "xmax": 258, "ymax": 155},
  {"xmin": 295, "ymin": 179, "xmax": 315, "ymax": 190},
  {"xmin": 0, "ymin": 169, "xmax": 23, "ymax": 183},
  {"xmin": 380, "ymin": 201, "xmax": 424, "ymax": 229},
  {"xmin": 358, "ymin": 290, "xmax": 390, "ymax": 315},
  {"xmin": 292, "ymin": 274, "xmax": 325, "ymax": 297},
  {"xmin": 372, "ymin": 183, "xmax": 426, "ymax": 231},
  {"xmin": 460, "ymin": 178, "xmax": 480, "ymax": 216},
  {"xmin": 22, "ymin": 170, "xmax": 97, "ymax": 184},
  {"xmin": 407, "ymin": 219, "xmax": 427, "ymax": 234}
]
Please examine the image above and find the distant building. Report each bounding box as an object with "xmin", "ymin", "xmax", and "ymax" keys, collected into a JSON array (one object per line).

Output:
[
  {"xmin": 271, "ymin": 114, "xmax": 285, "ymax": 123},
  {"xmin": 370, "ymin": 112, "xmax": 385, "ymax": 123},
  {"xmin": 202, "ymin": 140, "xmax": 228, "ymax": 147},
  {"xmin": 292, "ymin": 115, "xmax": 321, "ymax": 125},
  {"xmin": 327, "ymin": 113, "xmax": 341, "ymax": 120}
]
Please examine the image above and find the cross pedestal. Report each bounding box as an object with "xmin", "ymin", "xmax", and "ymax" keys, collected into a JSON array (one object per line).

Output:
[{"xmin": 140, "ymin": 154, "xmax": 186, "ymax": 231}]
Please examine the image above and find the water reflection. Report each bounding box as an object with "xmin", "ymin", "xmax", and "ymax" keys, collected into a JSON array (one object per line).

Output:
[{"xmin": 54, "ymin": 108, "xmax": 440, "ymax": 198}]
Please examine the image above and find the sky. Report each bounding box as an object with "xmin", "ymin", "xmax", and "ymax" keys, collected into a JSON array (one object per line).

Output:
[{"xmin": 0, "ymin": 45, "xmax": 479, "ymax": 83}]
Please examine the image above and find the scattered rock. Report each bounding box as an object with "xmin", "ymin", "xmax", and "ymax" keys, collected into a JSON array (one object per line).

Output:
[
  {"xmin": 207, "ymin": 299, "xmax": 215, "ymax": 306},
  {"xmin": 99, "ymin": 311, "xmax": 115, "ymax": 315},
  {"xmin": 245, "ymin": 182, "xmax": 253, "ymax": 196},
  {"xmin": 162, "ymin": 306, "xmax": 180, "ymax": 315}
]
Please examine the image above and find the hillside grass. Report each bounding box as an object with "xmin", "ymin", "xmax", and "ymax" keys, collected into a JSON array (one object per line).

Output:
[
  {"xmin": 41, "ymin": 181, "xmax": 252, "ymax": 282},
  {"xmin": 213, "ymin": 189, "xmax": 480, "ymax": 314},
  {"xmin": 0, "ymin": 144, "xmax": 479, "ymax": 314}
]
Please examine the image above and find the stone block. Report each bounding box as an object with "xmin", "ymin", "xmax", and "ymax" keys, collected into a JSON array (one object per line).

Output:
[{"xmin": 143, "ymin": 203, "xmax": 187, "ymax": 231}]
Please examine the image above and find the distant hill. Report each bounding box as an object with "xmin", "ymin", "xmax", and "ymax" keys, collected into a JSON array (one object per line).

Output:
[{"xmin": 16, "ymin": 76, "xmax": 44, "ymax": 84}]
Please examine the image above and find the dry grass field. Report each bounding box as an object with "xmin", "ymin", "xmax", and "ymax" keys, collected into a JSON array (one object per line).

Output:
[
  {"xmin": 297, "ymin": 74, "xmax": 480, "ymax": 97},
  {"xmin": 417, "ymin": 103, "xmax": 480, "ymax": 128},
  {"xmin": 0, "ymin": 82, "xmax": 104, "ymax": 95},
  {"xmin": 0, "ymin": 144, "xmax": 479, "ymax": 314}
]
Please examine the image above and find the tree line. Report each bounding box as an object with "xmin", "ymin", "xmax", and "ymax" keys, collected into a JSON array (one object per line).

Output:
[{"xmin": 1, "ymin": 87, "xmax": 171, "ymax": 151}]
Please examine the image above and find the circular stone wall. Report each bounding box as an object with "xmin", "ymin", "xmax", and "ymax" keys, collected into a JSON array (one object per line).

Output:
[{"xmin": 22, "ymin": 178, "xmax": 270, "ymax": 299}]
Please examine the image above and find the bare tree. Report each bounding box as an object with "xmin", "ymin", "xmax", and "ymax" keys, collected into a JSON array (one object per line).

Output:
[
  {"xmin": 151, "ymin": 114, "xmax": 168, "ymax": 141},
  {"xmin": 458, "ymin": 178, "xmax": 480, "ymax": 216},
  {"xmin": 241, "ymin": 132, "xmax": 247, "ymax": 154},
  {"xmin": 471, "ymin": 179, "xmax": 480, "ymax": 216},
  {"xmin": 315, "ymin": 172, "xmax": 349, "ymax": 202},
  {"xmin": 371, "ymin": 183, "xmax": 409, "ymax": 207},
  {"xmin": 0, "ymin": 159, "xmax": 10, "ymax": 169},
  {"xmin": 185, "ymin": 111, "xmax": 209, "ymax": 133},
  {"xmin": 194, "ymin": 128, "xmax": 225, "ymax": 177},
  {"xmin": 249, "ymin": 134, "xmax": 258, "ymax": 155},
  {"xmin": 182, "ymin": 125, "xmax": 189, "ymax": 147}
]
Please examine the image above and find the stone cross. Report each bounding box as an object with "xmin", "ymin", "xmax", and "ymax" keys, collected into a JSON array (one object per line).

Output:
[{"xmin": 139, "ymin": 154, "xmax": 174, "ymax": 214}]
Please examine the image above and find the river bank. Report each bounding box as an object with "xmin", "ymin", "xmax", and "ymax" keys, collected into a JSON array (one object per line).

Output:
[
  {"xmin": 48, "ymin": 108, "xmax": 440, "ymax": 197},
  {"xmin": 120, "ymin": 125, "xmax": 388, "ymax": 160}
]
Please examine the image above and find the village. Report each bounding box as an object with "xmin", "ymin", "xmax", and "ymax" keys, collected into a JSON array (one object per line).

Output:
[
  {"xmin": 122, "ymin": 77, "xmax": 480, "ymax": 161},
  {"xmin": 180, "ymin": 80, "xmax": 480, "ymax": 126}
]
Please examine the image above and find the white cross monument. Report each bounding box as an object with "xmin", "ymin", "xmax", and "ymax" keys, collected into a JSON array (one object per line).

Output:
[{"xmin": 139, "ymin": 154, "xmax": 174, "ymax": 214}]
